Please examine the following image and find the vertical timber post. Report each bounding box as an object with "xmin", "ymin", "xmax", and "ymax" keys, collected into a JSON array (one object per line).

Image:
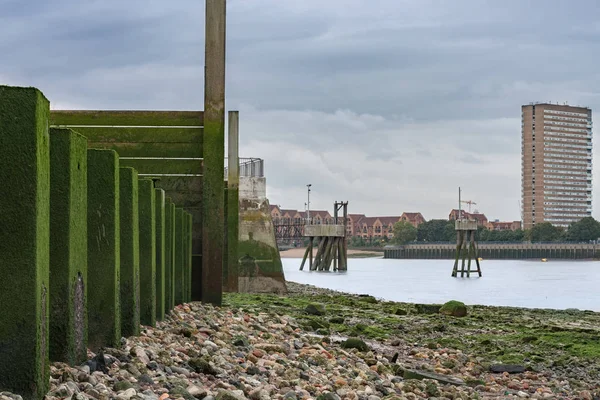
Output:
[
  {"xmin": 154, "ymin": 188, "xmax": 166, "ymax": 321},
  {"xmin": 187, "ymin": 213, "xmax": 194, "ymax": 301},
  {"xmin": 183, "ymin": 213, "xmax": 190, "ymax": 302},
  {"xmin": 175, "ymin": 208, "xmax": 185, "ymax": 305},
  {"xmin": 119, "ymin": 168, "xmax": 140, "ymax": 338},
  {"xmin": 164, "ymin": 200, "xmax": 175, "ymax": 312},
  {"xmin": 49, "ymin": 128, "xmax": 88, "ymax": 365},
  {"xmin": 201, "ymin": 0, "xmax": 227, "ymax": 305},
  {"xmin": 226, "ymin": 110, "xmax": 239, "ymax": 292},
  {"xmin": 87, "ymin": 149, "xmax": 121, "ymax": 350},
  {"xmin": 0, "ymin": 86, "xmax": 50, "ymax": 399},
  {"xmin": 138, "ymin": 179, "xmax": 156, "ymax": 327}
]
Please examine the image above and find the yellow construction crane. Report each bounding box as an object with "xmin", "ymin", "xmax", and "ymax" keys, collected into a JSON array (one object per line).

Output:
[{"xmin": 461, "ymin": 200, "xmax": 477, "ymax": 213}]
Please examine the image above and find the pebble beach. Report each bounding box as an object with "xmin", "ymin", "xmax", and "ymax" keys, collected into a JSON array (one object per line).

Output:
[{"xmin": 2, "ymin": 282, "xmax": 599, "ymax": 400}]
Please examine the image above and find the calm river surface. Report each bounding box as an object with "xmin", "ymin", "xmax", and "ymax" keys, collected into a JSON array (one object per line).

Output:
[{"xmin": 282, "ymin": 258, "xmax": 600, "ymax": 311}]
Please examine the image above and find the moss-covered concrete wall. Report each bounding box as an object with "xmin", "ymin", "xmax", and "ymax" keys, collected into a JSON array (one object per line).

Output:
[
  {"xmin": 174, "ymin": 208, "xmax": 185, "ymax": 304},
  {"xmin": 87, "ymin": 149, "xmax": 121, "ymax": 351},
  {"xmin": 186, "ymin": 213, "xmax": 193, "ymax": 302},
  {"xmin": 49, "ymin": 128, "xmax": 88, "ymax": 366},
  {"xmin": 119, "ymin": 167, "xmax": 140, "ymax": 337},
  {"xmin": 165, "ymin": 200, "xmax": 175, "ymax": 311},
  {"xmin": 155, "ymin": 188, "xmax": 166, "ymax": 321},
  {"xmin": 138, "ymin": 179, "xmax": 156, "ymax": 327},
  {"xmin": 0, "ymin": 86, "xmax": 50, "ymax": 399},
  {"xmin": 238, "ymin": 177, "xmax": 287, "ymax": 294}
]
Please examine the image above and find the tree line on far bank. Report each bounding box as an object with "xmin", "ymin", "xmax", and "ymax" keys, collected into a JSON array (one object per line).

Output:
[{"xmin": 348, "ymin": 217, "xmax": 600, "ymax": 247}]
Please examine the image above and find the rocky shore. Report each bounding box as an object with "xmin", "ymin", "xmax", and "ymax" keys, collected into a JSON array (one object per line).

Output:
[{"xmin": 2, "ymin": 282, "xmax": 599, "ymax": 400}]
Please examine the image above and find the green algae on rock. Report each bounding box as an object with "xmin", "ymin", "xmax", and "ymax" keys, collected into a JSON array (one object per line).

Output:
[{"xmin": 440, "ymin": 300, "xmax": 468, "ymax": 317}]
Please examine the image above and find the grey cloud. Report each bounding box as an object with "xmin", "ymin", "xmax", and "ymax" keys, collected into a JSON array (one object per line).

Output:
[{"xmin": 1, "ymin": 0, "xmax": 599, "ymax": 220}]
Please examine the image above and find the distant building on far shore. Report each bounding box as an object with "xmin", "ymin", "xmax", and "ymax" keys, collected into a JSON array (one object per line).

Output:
[
  {"xmin": 521, "ymin": 103, "xmax": 592, "ymax": 229},
  {"xmin": 486, "ymin": 220, "xmax": 522, "ymax": 231},
  {"xmin": 448, "ymin": 209, "xmax": 488, "ymax": 227}
]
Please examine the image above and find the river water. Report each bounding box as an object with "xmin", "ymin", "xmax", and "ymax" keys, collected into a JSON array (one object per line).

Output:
[{"xmin": 282, "ymin": 258, "xmax": 600, "ymax": 311}]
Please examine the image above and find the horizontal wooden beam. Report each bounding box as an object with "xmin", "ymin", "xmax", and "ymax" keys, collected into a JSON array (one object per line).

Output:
[
  {"xmin": 119, "ymin": 158, "xmax": 202, "ymax": 175},
  {"xmin": 63, "ymin": 126, "xmax": 203, "ymax": 143},
  {"xmin": 88, "ymin": 142, "xmax": 202, "ymax": 158},
  {"xmin": 50, "ymin": 110, "xmax": 204, "ymax": 127}
]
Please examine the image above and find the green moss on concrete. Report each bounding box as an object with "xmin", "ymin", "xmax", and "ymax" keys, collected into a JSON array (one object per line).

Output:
[
  {"xmin": 50, "ymin": 110, "xmax": 204, "ymax": 127},
  {"xmin": 238, "ymin": 238, "xmax": 283, "ymax": 277},
  {"xmin": 186, "ymin": 213, "xmax": 193, "ymax": 302},
  {"xmin": 174, "ymin": 208, "xmax": 185, "ymax": 305},
  {"xmin": 165, "ymin": 200, "xmax": 176, "ymax": 311},
  {"xmin": 119, "ymin": 167, "xmax": 140, "ymax": 337},
  {"xmin": 225, "ymin": 187, "xmax": 239, "ymax": 292},
  {"xmin": 201, "ymin": 119, "xmax": 225, "ymax": 305},
  {"xmin": 182, "ymin": 212, "xmax": 189, "ymax": 303},
  {"xmin": 89, "ymin": 142, "xmax": 202, "ymax": 158},
  {"xmin": 0, "ymin": 86, "xmax": 50, "ymax": 399},
  {"xmin": 87, "ymin": 149, "xmax": 121, "ymax": 351},
  {"xmin": 68, "ymin": 126, "xmax": 202, "ymax": 143},
  {"xmin": 155, "ymin": 189, "xmax": 166, "ymax": 321},
  {"xmin": 138, "ymin": 179, "xmax": 156, "ymax": 327},
  {"xmin": 49, "ymin": 128, "xmax": 88, "ymax": 365},
  {"xmin": 119, "ymin": 158, "xmax": 202, "ymax": 175}
]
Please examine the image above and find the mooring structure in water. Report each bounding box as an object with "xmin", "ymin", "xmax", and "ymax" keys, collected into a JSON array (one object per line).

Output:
[
  {"xmin": 451, "ymin": 187, "xmax": 482, "ymax": 277},
  {"xmin": 300, "ymin": 201, "xmax": 348, "ymax": 271}
]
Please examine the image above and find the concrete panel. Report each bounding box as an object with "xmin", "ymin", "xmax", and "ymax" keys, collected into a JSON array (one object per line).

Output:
[
  {"xmin": 138, "ymin": 179, "xmax": 156, "ymax": 327},
  {"xmin": 119, "ymin": 167, "xmax": 140, "ymax": 338},
  {"xmin": 0, "ymin": 86, "xmax": 50, "ymax": 399},
  {"xmin": 49, "ymin": 128, "xmax": 88, "ymax": 365},
  {"xmin": 164, "ymin": 199, "xmax": 175, "ymax": 312},
  {"xmin": 155, "ymin": 188, "xmax": 165, "ymax": 321},
  {"xmin": 87, "ymin": 149, "xmax": 121, "ymax": 351},
  {"xmin": 174, "ymin": 208, "xmax": 185, "ymax": 304}
]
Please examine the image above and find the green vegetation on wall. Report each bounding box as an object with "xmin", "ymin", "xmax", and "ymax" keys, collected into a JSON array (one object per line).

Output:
[
  {"xmin": 174, "ymin": 208, "xmax": 185, "ymax": 304},
  {"xmin": 155, "ymin": 188, "xmax": 166, "ymax": 321},
  {"xmin": 164, "ymin": 200, "xmax": 176, "ymax": 311},
  {"xmin": 138, "ymin": 179, "xmax": 156, "ymax": 327},
  {"xmin": 49, "ymin": 128, "xmax": 88, "ymax": 365},
  {"xmin": 119, "ymin": 167, "xmax": 140, "ymax": 337},
  {"xmin": 87, "ymin": 149, "xmax": 121, "ymax": 350},
  {"xmin": 0, "ymin": 86, "xmax": 50, "ymax": 399}
]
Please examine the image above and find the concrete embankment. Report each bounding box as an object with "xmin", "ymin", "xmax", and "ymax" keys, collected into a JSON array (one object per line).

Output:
[{"xmin": 385, "ymin": 243, "xmax": 599, "ymax": 260}]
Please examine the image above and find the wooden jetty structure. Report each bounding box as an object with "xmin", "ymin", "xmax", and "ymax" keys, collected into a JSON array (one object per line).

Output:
[
  {"xmin": 300, "ymin": 201, "xmax": 348, "ymax": 271},
  {"xmin": 451, "ymin": 218, "xmax": 482, "ymax": 277},
  {"xmin": 451, "ymin": 188, "xmax": 482, "ymax": 277}
]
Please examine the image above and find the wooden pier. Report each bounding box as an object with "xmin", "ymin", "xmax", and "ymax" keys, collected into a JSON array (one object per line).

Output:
[
  {"xmin": 300, "ymin": 202, "xmax": 348, "ymax": 271},
  {"xmin": 451, "ymin": 219, "xmax": 482, "ymax": 277}
]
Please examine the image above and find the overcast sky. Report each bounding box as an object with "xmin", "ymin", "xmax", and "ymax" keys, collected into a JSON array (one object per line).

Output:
[{"xmin": 2, "ymin": 0, "xmax": 600, "ymax": 221}]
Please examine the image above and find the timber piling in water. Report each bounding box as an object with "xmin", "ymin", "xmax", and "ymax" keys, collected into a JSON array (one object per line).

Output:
[
  {"xmin": 300, "ymin": 202, "xmax": 349, "ymax": 271},
  {"xmin": 451, "ymin": 219, "xmax": 482, "ymax": 277}
]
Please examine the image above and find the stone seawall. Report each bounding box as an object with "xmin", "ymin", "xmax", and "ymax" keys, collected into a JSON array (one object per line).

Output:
[{"xmin": 384, "ymin": 243, "xmax": 599, "ymax": 260}]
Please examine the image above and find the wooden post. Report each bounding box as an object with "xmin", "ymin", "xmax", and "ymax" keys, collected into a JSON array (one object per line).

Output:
[
  {"xmin": 312, "ymin": 237, "xmax": 326, "ymax": 271},
  {"xmin": 467, "ymin": 231, "xmax": 473, "ymax": 278},
  {"xmin": 300, "ymin": 245, "xmax": 311, "ymax": 271},
  {"xmin": 226, "ymin": 111, "xmax": 239, "ymax": 291},
  {"xmin": 452, "ymin": 231, "xmax": 461, "ymax": 277},
  {"xmin": 309, "ymin": 237, "xmax": 313, "ymax": 269},
  {"xmin": 119, "ymin": 168, "xmax": 140, "ymax": 338},
  {"xmin": 201, "ymin": 0, "xmax": 226, "ymax": 305},
  {"xmin": 0, "ymin": 86, "xmax": 51, "ymax": 399}
]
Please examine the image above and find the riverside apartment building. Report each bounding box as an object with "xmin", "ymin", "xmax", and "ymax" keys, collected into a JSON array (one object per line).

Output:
[{"xmin": 521, "ymin": 103, "xmax": 593, "ymax": 229}]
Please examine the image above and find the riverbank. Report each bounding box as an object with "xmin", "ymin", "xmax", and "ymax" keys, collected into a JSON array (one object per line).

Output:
[
  {"xmin": 280, "ymin": 247, "xmax": 383, "ymax": 259},
  {"xmin": 13, "ymin": 283, "xmax": 599, "ymax": 400}
]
